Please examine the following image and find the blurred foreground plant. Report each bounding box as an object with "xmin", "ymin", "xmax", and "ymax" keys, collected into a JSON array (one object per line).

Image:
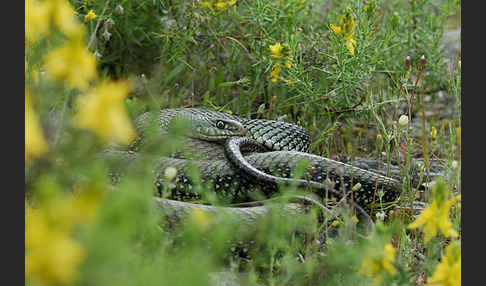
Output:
[
  {"xmin": 408, "ymin": 179, "xmax": 460, "ymax": 243},
  {"xmin": 26, "ymin": 177, "xmax": 107, "ymax": 285},
  {"xmin": 25, "ymin": 0, "xmax": 461, "ymax": 285}
]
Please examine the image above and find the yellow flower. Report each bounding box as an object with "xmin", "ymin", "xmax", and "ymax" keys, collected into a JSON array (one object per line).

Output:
[
  {"xmin": 427, "ymin": 241, "xmax": 461, "ymax": 286},
  {"xmin": 27, "ymin": 230, "xmax": 85, "ymax": 285},
  {"xmin": 26, "ymin": 207, "xmax": 85, "ymax": 286},
  {"xmin": 215, "ymin": 2, "xmax": 228, "ymax": 11},
  {"xmin": 200, "ymin": 1, "xmax": 213, "ymax": 8},
  {"xmin": 330, "ymin": 220, "xmax": 340, "ymax": 228},
  {"xmin": 430, "ymin": 126, "xmax": 438, "ymax": 140},
  {"xmin": 25, "ymin": 0, "xmax": 50, "ymax": 42},
  {"xmin": 191, "ymin": 208, "xmax": 212, "ymax": 230},
  {"xmin": 330, "ymin": 9, "xmax": 358, "ymax": 55},
  {"xmin": 45, "ymin": 40, "xmax": 97, "ymax": 91},
  {"xmin": 330, "ymin": 11, "xmax": 357, "ymax": 36},
  {"xmin": 408, "ymin": 181, "xmax": 460, "ymax": 243},
  {"xmin": 69, "ymin": 183, "xmax": 107, "ymax": 224},
  {"xmin": 352, "ymin": 215, "xmax": 359, "ymax": 224},
  {"xmin": 51, "ymin": 0, "xmax": 85, "ymax": 39},
  {"xmin": 269, "ymin": 43, "xmax": 292, "ymax": 82},
  {"xmin": 200, "ymin": 0, "xmax": 236, "ymax": 11},
  {"xmin": 84, "ymin": 10, "xmax": 97, "ymax": 23},
  {"xmin": 381, "ymin": 244, "xmax": 397, "ymax": 275},
  {"xmin": 25, "ymin": 206, "xmax": 49, "ymax": 250},
  {"xmin": 359, "ymin": 243, "xmax": 396, "ymax": 285},
  {"xmin": 270, "ymin": 62, "xmax": 281, "ymax": 82},
  {"xmin": 25, "ymin": 178, "xmax": 106, "ymax": 286},
  {"xmin": 225, "ymin": 0, "xmax": 236, "ymax": 8},
  {"xmin": 26, "ymin": 0, "xmax": 84, "ymax": 42},
  {"xmin": 345, "ymin": 33, "xmax": 357, "ymax": 55},
  {"xmin": 269, "ymin": 43, "xmax": 284, "ymax": 59},
  {"xmin": 72, "ymin": 80, "xmax": 137, "ymax": 145},
  {"xmin": 329, "ymin": 24, "xmax": 343, "ymax": 36},
  {"xmin": 284, "ymin": 60, "xmax": 292, "ymax": 69},
  {"xmin": 25, "ymin": 90, "xmax": 48, "ymax": 160},
  {"xmin": 271, "ymin": 95, "xmax": 277, "ymax": 105}
]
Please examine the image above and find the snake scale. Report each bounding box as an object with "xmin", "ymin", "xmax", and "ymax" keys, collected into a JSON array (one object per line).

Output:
[{"xmin": 108, "ymin": 108, "xmax": 402, "ymax": 223}]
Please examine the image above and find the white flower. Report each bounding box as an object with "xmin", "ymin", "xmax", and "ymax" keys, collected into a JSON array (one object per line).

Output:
[
  {"xmin": 115, "ymin": 4, "xmax": 124, "ymax": 15},
  {"xmin": 376, "ymin": 211, "xmax": 386, "ymax": 221},
  {"xmin": 102, "ymin": 29, "xmax": 112, "ymax": 41},
  {"xmin": 451, "ymin": 160, "xmax": 459, "ymax": 170},
  {"xmin": 93, "ymin": 51, "xmax": 102, "ymax": 60},
  {"xmin": 104, "ymin": 18, "xmax": 115, "ymax": 30},
  {"xmin": 164, "ymin": 167, "xmax": 177, "ymax": 181},
  {"xmin": 422, "ymin": 180, "xmax": 437, "ymax": 189},
  {"xmin": 398, "ymin": 115, "xmax": 409, "ymax": 126}
]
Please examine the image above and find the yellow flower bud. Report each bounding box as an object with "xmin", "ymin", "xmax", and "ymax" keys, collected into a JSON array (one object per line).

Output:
[
  {"xmin": 331, "ymin": 220, "xmax": 340, "ymax": 228},
  {"xmin": 430, "ymin": 126, "xmax": 438, "ymax": 140},
  {"xmin": 376, "ymin": 134, "xmax": 383, "ymax": 151},
  {"xmin": 191, "ymin": 208, "xmax": 212, "ymax": 230}
]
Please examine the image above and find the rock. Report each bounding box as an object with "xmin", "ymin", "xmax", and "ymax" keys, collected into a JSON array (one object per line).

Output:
[{"xmin": 441, "ymin": 28, "xmax": 461, "ymax": 71}]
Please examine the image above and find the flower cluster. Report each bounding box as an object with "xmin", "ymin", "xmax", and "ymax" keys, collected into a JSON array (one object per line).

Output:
[
  {"xmin": 26, "ymin": 180, "xmax": 107, "ymax": 285},
  {"xmin": 72, "ymin": 80, "xmax": 136, "ymax": 145},
  {"xmin": 200, "ymin": 0, "xmax": 236, "ymax": 12},
  {"xmin": 26, "ymin": 0, "xmax": 137, "ymax": 150},
  {"xmin": 26, "ymin": 0, "xmax": 97, "ymax": 91},
  {"xmin": 269, "ymin": 42, "xmax": 293, "ymax": 82},
  {"xmin": 408, "ymin": 179, "xmax": 460, "ymax": 243},
  {"xmin": 25, "ymin": 89, "xmax": 48, "ymax": 160},
  {"xmin": 25, "ymin": 0, "xmax": 85, "ymax": 43},
  {"xmin": 26, "ymin": 207, "xmax": 85, "ymax": 285},
  {"xmin": 84, "ymin": 9, "xmax": 97, "ymax": 23},
  {"xmin": 427, "ymin": 241, "xmax": 461, "ymax": 286},
  {"xmin": 359, "ymin": 243, "xmax": 397, "ymax": 285},
  {"xmin": 44, "ymin": 38, "xmax": 97, "ymax": 91},
  {"xmin": 329, "ymin": 8, "xmax": 358, "ymax": 55}
]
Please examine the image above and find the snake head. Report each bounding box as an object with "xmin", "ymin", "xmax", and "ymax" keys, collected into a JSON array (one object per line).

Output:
[
  {"xmin": 169, "ymin": 113, "xmax": 246, "ymax": 141},
  {"xmin": 192, "ymin": 118, "xmax": 247, "ymax": 141}
]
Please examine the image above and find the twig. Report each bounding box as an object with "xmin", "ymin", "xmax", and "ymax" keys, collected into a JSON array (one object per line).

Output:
[
  {"xmin": 329, "ymin": 90, "xmax": 366, "ymax": 114},
  {"xmin": 278, "ymin": 90, "xmax": 336, "ymax": 110},
  {"xmin": 87, "ymin": 0, "xmax": 111, "ymax": 51}
]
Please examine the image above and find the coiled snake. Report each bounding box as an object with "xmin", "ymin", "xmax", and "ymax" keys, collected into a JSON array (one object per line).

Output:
[{"xmin": 108, "ymin": 108, "xmax": 402, "ymax": 224}]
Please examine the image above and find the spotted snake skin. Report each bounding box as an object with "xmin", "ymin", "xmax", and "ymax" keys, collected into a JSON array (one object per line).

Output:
[{"xmin": 109, "ymin": 108, "xmax": 402, "ymax": 222}]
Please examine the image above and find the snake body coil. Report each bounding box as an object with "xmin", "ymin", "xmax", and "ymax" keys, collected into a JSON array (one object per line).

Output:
[{"xmin": 119, "ymin": 108, "xmax": 401, "ymax": 213}]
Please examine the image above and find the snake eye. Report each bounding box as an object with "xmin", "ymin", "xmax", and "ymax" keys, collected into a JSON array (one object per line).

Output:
[{"xmin": 216, "ymin": 121, "xmax": 226, "ymax": 129}]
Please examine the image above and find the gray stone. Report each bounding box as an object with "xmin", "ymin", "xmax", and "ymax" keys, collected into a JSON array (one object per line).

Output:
[{"xmin": 441, "ymin": 28, "xmax": 461, "ymax": 61}]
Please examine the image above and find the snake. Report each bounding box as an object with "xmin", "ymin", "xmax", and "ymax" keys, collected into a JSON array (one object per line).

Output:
[
  {"xmin": 102, "ymin": 108, "xmax": 401, "ymax": 229},
  {"xmin": 108, "ymin": 108, "xmax": 402, "ymax": 224}
]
